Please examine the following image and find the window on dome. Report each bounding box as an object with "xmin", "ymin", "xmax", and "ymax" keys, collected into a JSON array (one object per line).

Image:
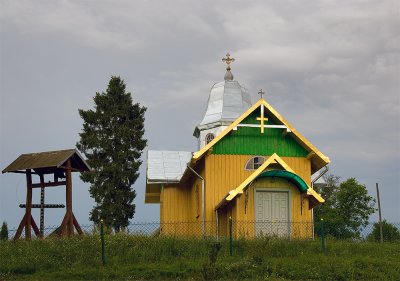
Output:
[
  {"xmin": 245, "ymin": 156, "xmax": 266, "ymax": 170},
  {"xmin": 205, "ymin": 133, "xmax": 215, "ymax": 144}
]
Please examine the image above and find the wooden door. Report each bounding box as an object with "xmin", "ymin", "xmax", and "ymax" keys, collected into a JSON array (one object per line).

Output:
[{"xmin": 255, "ymin": 191, "xmax": 290, "ymax": 237}]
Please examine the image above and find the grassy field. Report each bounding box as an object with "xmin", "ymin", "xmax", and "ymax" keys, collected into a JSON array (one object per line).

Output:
[{"xmin": 0, "ymin": 234, "xmax": 399, "ymax": 280}]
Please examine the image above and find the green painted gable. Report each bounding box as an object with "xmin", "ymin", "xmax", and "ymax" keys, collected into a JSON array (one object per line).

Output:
[{"xmin": 212, "ymin": 110, "xmax": 308, "ymax": 157}]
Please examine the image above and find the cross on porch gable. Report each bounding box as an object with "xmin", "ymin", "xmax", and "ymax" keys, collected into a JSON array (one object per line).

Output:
[{"xmin": 256, "ymin": 104, "xmax": 268, "ymax": 133}]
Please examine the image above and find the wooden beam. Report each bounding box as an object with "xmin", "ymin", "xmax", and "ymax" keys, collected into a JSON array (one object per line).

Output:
[
  {"xmin": 57, "ymin": 165, "xmax": 83, "ymax": 172},
  {"xmin": 73, "ymin": 213, "xmax": 83, "ymax": 235},
  {"xmin": 306, "ymin": 152, "xmax": 316, "ymax": 160},
  {"xmin": 59, "ymin": 212, "xmax": 69, "ymax": 236},
  {"xmin": 30, "ymin": 215, "xmax": 41, "ymax": 237},
  {"xmin": 19, "ymin": 204, "xmax": 65, "ymax": 208},
  {"xmin": 13, "ymin": 214, "xmax": 27, "ymax": 240},
  {"xmin": 25, "ymin": 169, "xmax": 33, "ymax": 240},
  {"xmin": 66, "ymin": 159, "xmax": 73, "ymax": 236},
  {"xmin": 40, "ymin": 174, "xmax": 45, "ymax": 237},
  {"xmin": 145, "ymin": 193, "xmax": 161, "ymax": 197},
  {"xmin": 31, "ymin": 181, "xmax": 66, "ymax": 188}
]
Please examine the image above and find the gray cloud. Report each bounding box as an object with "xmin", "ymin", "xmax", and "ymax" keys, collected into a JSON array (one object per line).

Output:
[{"xmin": 1, "ymin": 0, "xmax": 399, "ymax": 228}]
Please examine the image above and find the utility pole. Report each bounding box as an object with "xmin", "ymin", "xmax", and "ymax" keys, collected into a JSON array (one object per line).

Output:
[{"xmin": 376, "ymin": 183, "xmax": 383, "ymax": 243}]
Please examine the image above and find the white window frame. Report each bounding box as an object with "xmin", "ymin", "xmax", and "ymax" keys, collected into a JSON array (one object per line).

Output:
[
  {"xmin": 205, "ymin": 133, "xmax": 215, "ymax": 144},
  {"xmin": 245, "ymin": 156, "xmax": 266, "ymax": 170}
]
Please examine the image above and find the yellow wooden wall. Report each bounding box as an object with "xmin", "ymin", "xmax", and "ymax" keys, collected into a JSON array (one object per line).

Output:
[
  {"xmin": 160, "ymin": 154, "xmax": 314, "ymax": 238},
  {"xmin": 160, "ymin": 176, "xmax": 204, "ymax": 236},
  {"xmin": 204, "ymin": 154, "xmax": 311, "ymax": 219}
]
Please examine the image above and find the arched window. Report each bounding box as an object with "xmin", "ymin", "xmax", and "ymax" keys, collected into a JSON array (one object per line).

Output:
[
  {"xmin": 245, "ymin": 156, "xmax": 266, "ymax": 170},
  {"xmin": 205, "ymin": 133, "xmax": 215, "ymax": 144}
]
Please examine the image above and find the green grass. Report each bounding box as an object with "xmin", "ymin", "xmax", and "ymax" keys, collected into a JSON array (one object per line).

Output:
[{"xmin": 1, "ymin": 235, "xmax": 399, "ymax": 280}]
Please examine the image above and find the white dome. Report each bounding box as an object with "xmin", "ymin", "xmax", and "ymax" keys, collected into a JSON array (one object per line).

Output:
[{"xmin": 194, "ymin": 80, "xmax": 251, "ymax": 136}]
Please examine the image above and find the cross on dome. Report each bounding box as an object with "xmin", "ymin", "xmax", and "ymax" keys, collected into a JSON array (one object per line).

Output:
[
  {"xmin": 222, "ymin": 53, "xmax": 235, "ymax": 66},
  {"xmin": 222, "ymin": 53, "xmax": 235, "ymax": 81}
]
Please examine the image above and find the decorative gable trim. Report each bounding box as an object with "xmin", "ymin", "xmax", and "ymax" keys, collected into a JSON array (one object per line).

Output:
[
  {"xmin": 215, "ymin": 153, "xmax": 324, "ymax": 210},
  {"xmin": 192, "ymin": 99, "xmax": 330, "ymax": 174}
]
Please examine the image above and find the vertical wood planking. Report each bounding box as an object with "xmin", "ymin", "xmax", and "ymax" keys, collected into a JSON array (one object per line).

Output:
[{"xmin": 160, "ymin": 154, "xmax": 314, "ymax": 238}]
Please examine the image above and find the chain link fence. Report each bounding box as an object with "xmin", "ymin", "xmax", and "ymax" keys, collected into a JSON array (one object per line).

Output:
[{"xmin": 5, "ymin": 220, "xmax": 400, "ymax": 242}]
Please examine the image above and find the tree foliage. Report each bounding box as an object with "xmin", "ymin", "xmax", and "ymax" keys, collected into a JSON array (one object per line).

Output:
[
  {"xmin": 0, "ymin": 222, "xmax": 8, "ymax": 241},
  {"xmin": 77, "ymin": 76, "xmax": 147, "ymax": 231},
  {"xmin": 314, "ymin": 175, "xmax": 376, "ymax": 238},
  {"xmin": 367, "ymin": 220, "xmax": 400, "ymax": 242}
]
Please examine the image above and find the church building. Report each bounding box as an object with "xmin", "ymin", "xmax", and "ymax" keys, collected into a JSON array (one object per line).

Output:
[{"xmin": 145, "ymin": 54, "xmax": 329, "ymax": 239}]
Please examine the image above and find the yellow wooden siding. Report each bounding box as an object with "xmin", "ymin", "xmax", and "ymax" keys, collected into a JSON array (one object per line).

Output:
[
  {"xmin": 205, "ymin": 154, "xmax": 312, "ymax": 238},
  {"xmin": 204, "ymin": 154, "xmax": 311, "ymax": 220},
  {"xmin": 160, "ymin": 154, "xmax": 313, "ymax": 238},
  {"xmin": 160, "ymin": 179, "xmax": 204, "ymax": 237},
  {"xmin": 160, "ymin": 184, "xmax": 189, "ymax": 222},
  {"xmin": 217, "ymin": 204, "xmax": 233, "ymax": 237}
]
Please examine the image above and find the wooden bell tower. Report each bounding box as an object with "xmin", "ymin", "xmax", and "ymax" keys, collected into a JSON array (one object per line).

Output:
[{"xmin": 2, "ymin": 149, "xmax": 91, "ymax": 240}]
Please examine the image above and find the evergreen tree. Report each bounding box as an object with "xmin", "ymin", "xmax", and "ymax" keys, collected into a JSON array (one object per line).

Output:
[
  {"xmin": 77, "ymin": 76, "xmax": 147, "ymax": 232},
  {"xmin": 314, "ymin": 175, "xmax": 376, "ymax": 238},
  {"xmin": 0, "ymin": 222, "xmax": 8, "ymax": 241}
]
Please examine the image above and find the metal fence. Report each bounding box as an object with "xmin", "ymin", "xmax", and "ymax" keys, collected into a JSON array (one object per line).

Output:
[{"xmin": 5, "ymin": 220, "xmax": 400, "ymax": 242}]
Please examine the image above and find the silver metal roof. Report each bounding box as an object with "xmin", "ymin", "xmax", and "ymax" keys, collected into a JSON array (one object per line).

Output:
[
  {"xmin": 195, "ymin": 80, "xmax": 251, "ymax": 133},
  {"xmin": 147, "ymin": 150, "xmax": 192, "ymax": 183}
]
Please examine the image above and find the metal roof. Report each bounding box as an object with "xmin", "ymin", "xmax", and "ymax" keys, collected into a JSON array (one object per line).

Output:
[
  {"xmin": 195, "ymin": 80, "xmax": 252, "ymax": 133},
  {"xmin": 147, "ymin": 150, "xmax": 192, "ymax": 183},
  {"xmin": 2, "ymin": 149, "xmax": 91, "ymax": 174}
]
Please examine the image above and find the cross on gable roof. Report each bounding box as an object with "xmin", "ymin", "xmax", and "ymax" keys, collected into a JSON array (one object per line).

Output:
[{"xmin": 192, "ymin": 99, "xmax": 330, "ymax": 174}]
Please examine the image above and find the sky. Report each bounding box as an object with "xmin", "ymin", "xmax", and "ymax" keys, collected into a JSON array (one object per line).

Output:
[{"xmin": 0, "ymin": 0, "xmax": 399, "ymax": 229}]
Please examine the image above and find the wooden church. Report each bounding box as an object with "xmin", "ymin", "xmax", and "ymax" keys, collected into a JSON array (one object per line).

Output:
[{"xmin": 145, "ymin": 54, "xmax": 329, "ymax": 239}]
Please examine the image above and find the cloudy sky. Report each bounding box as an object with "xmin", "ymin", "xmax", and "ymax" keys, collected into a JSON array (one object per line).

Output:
[{"xmin": 1, "ymin": 0, "xmax": 399, "ymax": 229}]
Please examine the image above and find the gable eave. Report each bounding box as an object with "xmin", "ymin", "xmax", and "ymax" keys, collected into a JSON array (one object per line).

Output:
[
  {"xmin": 215, "ymin": 153, "xmax": 325, "ymax": 210},
  {"xmin": 192, "ymin": 99, "xmax": 330, "ymax": 171}
]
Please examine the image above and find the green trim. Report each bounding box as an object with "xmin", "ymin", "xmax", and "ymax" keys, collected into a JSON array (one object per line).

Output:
[
  {"xmin": 212, "ymin": 126, "xmax": 308, "ymax": 156},
  {"xmin": 257, "ymin": 170, "xmax": 308, "ymax": 193}
]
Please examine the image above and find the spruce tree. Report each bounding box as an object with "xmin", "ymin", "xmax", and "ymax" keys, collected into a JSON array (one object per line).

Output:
[
  {"xmin": 0, "ymin": 222, "xmax": 8, "ymax": 241},
  {"xmin": 77, "ymin": 76, "xmax": 147, "ymax": 232}
]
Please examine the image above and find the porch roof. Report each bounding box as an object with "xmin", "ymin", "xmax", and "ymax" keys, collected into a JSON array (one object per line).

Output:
[
  {"xmin": 214, "ymin": 153, "xmax": 324, "ymax": 210},
  {"xmin": 257, "ymin": 170, "xmax": 308, "ymax": 193}
]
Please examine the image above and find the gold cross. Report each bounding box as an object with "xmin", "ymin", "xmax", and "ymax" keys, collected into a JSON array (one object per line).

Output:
[
  {"xmin": 256, "ymin": 105, "xmax": 268, "ymax": 133},
  {"xmin": 222, "ymin": 53, "xmax": 235, "ymax": 67}
]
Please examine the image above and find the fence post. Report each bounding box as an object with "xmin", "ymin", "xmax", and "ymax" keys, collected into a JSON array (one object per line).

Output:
[
  {"xmin": 100, "ymin": 219, "xmax": 106, "ymax": 265},
  {"xmin": 320, "ymin": 218, "xmax": 325, "ymax": 254},
  {"xmin": 229, "ymin": 217, "xmax": 233, "ymax": 256}
]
